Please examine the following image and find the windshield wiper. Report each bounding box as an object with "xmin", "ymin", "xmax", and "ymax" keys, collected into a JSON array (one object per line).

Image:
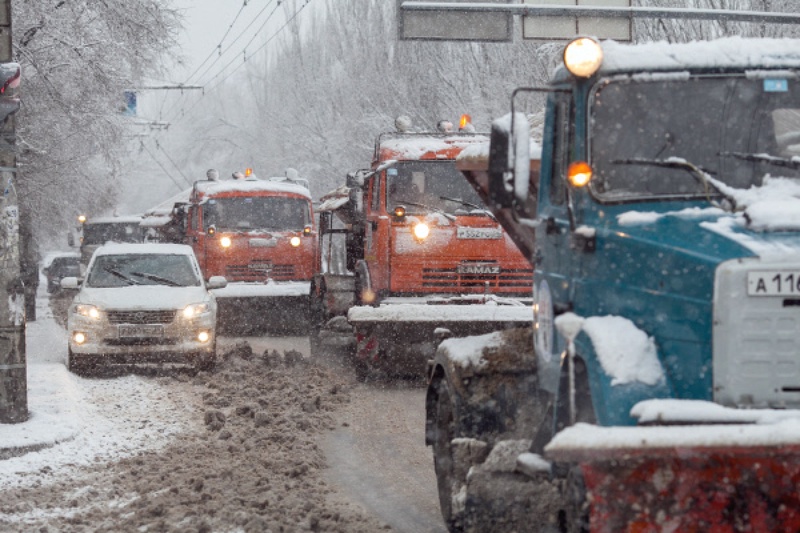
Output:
[
  {"xmin": 103, "ymin": 267, "xmax": 141, "ymax": 286},
  {"xmin": 718, "ymin": 151, "xmax": 800, "ymax": 171},
  {"xmin": 130, "ymin": 271, "xmax": 182, "ymax": 287},
  {"xmin": 394, "ymin": 199, "xmax": 456, "ymax": 221},
  {"xmin": 612, "ymin": 157, "xmax": 738, "ymax": 211},
  {"xmin": 438, "ymin": 196, "xmax": 497, "ymax": 220}
]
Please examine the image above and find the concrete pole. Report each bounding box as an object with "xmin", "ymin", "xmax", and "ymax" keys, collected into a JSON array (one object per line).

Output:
[{"xmin": 0, "ymin": 0, "xmax": 27, "ymax": 424}]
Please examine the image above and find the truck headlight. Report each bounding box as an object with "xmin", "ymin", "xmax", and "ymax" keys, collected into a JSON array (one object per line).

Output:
[
  {"xmin": 75, "ymin": 304, "xmax": 100, "ymax": 319},
  {"xmin": 220, "ymin": 236, "xmax": 232, "ymax": 248},
  {"xmin": 183, "ymin": 303, "xmax": 210, "ymax": 319},
  {"xmin": 290, "ymin": 236, "xmax": 301, "ymax": 247},
  {"xmin": 73, "ymin": 331, "xmax": 87, "ymax": 344},
  {"xmin": 413, "ymin": 223, "xmax": 430, "ymax": 240},
  {"xmin": 563, "ymin": 37, "xmax": 603, "ymax": 78}
]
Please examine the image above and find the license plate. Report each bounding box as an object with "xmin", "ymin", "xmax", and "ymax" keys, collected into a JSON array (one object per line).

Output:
[
  {"xmin": 119, "ymin": 324, "xmax": 164, "ymax": 338},
  {"xmin": 457, "ymin": 227, "xmax": 502, "ymax": 240},
  {"xmin": 747, "ymin": 271, "xmax": 800, "ymax": 296},
  {"xmin": 457, "ymin": 264, "xmax": 501, "ymax": 275},
  {"xmin": 248, "ymin": 262, "xmax": 273, "ymax": 271}
]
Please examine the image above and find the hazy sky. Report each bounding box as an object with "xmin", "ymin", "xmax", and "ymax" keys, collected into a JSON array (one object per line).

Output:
[{"xmin": 170, "ymin": 0, "xmax": 255, "ymax": 83}]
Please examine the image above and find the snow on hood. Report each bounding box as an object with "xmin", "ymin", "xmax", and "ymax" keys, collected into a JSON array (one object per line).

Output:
[
  {"xmin": 617, "ymin": 176, "xmax": 800, "ymax": 258},
  {"xmin": 77, "ymin": 285, "xmax": 210, "ymax": 310},
  {"xmin": 555, "ymin": 313, "xmax": 664, "ymax": 387},
  {"xmin": 601, "ymin": 36, "xmax": 800, "ymax": 74}
]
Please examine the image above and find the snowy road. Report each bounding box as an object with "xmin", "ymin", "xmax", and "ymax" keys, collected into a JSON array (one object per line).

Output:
[{"xmin": 0, "ymin": 285, "xmax": 445, "ymax": 532}]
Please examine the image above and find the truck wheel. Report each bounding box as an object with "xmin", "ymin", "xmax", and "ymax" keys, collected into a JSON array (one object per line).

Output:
[
  {"xmin": 432, "ymin": 380, "xmax": 462, "ymax": 532},
  {"xmin": 562, "ymin": 466, "xmax": 590, "ymax": 533},
  {"xmin": 354, "ymin": 358, "xmax": 369, "ymax": 382}
]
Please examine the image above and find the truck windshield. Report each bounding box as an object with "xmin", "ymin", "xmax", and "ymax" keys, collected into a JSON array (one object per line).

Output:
[
  {"xmin": 386, "ymin": 160, "xmax": 486, "ymax": 215},
  {"xmin": 83, "ymin": 223, "xmax": 143, "ymax": 245},
  {"xmin": 590, "ymin": 74, "xmax": 800, "ymax": 201},
  {"xmin": 203, "ymin": 197, "xmax": 310, "ymax": 231}
]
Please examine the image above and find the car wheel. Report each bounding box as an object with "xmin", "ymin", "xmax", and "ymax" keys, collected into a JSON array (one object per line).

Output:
[
  {"xmin": 67, "ymin": 347, "xmax": 84, "ymax": 375},
  {"xmin": 196, "ymin": 345, "xmax": 216, "ymax": 372}
]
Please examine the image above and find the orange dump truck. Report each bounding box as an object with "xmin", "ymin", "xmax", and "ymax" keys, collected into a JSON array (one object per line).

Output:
[
  {"xmin": 183, "ymin": 169, "xmax": 316, "ymax": 334},
  {"xmin": 311, "ymin": 119, "xmax": 533, "ymax": 379}
]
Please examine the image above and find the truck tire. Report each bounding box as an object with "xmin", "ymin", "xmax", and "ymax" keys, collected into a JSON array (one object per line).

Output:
[
  {"xmin": 432, "ymin": 379, "xmax": 462, "ymax": 532},
  {"xmin": 562, "ymin": 466, "xmax": 590, "ymax": 533}
]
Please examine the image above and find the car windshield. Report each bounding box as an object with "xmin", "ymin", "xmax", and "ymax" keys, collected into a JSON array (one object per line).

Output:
[
  {"xmin": 590, "ymin": 74, "xmax": 800, "ymax": 201},
  {"xmin": 203, "ymin": 196, "xmax": 310, "ymax": 231},
  {"xmin": 82, "ymin": 222, "xmax": 143, "ymax": 244},
  {"xmin": 386, "ymin": 160, "xmax": 486, "ymax": 215},
  {"xmin": 86, "ymin": 254, "xmax": 200, "ymax": 288},
  {"xmin": 50, "ymin": 258, "xmax": 80, "ymax": 275}
]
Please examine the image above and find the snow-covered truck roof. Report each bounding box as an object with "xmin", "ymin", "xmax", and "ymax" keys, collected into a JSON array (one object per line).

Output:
[
  {"xmin": 191, "ymin": 178, "xmax": 312, "ymax": 201},
  {"xmin": 376, "ymin": 133, "xmax": 489, "ymax": 162},
  {"xmin": 593, "ymin": 36, "xmax": 800, "ymax": 76},
  {"xmin": 85, "ymin": 214, "xmax": 143, "ymax": 224}
]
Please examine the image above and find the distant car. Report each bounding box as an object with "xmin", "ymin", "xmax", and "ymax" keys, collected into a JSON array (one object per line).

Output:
[
  {"xmin": 43, "ymin": 253, "xmax": 81, "ymax": 293},
  {"xmin": 63, "ymin": 243, "xmax": 227, "ymax": 375}
]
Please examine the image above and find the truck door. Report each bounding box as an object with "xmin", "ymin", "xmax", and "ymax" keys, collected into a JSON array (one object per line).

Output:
[
  {"xmin": 363, "ymin": 173, "xmax": 390, "ymax": 292},
  {"xmin": 534, "ymin": 92, "xmax": 575, "ymax": 384},
  {"xmin": 187, "ymin": 205, "xmax": 205, "ymax": 271}
]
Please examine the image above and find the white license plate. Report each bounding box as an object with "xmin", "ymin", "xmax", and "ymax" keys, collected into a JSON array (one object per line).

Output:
[
  {"xmin": 457, "ymin": 227, "xmax": 502, "ymax": 240},
  {"xmin": 119, "ymin": 324, "xmax": 164, "ymax": 338},
  {"xmin": 747, "ymin": 271, "xmax": 800, "ymax": 296},
  {"xmin": 457, "ymin": 264, "xmax": 501, "ymax": 275}
]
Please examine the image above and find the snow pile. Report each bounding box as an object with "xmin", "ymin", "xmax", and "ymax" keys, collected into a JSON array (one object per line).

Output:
[
  {"xmin": 632, "ymin": 399, "xmax": 800, "ymax": 425},
  {"xmin": 555, "ymin": 313, "xmax": 664, "ymax": 386},
  {"xmin": 440, "ymin": 330, "xmax": 506, "ymax": 369}
]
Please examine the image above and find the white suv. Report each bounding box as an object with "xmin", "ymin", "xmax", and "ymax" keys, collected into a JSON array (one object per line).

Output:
[{"xmin": 64, "ymin": 243, "xmax": 226, "ymax": 374}]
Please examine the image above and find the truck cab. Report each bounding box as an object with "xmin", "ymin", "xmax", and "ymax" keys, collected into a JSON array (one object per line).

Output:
[
  {"xmin": 184, "ymin": 169, "xmax": 316, "ymax": 333},
  {"xmin": 522, "ymin": 37, "xmax": 800, "ymax": 427},
  {"xmin": 354, "ymin": 129, "xmax": 532, "ymax": 303}
]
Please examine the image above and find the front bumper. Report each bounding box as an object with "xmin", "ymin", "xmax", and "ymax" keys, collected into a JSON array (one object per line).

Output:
[{"xmin": 68, "ymin": 314, "xmax": 216, "ymax": 360}]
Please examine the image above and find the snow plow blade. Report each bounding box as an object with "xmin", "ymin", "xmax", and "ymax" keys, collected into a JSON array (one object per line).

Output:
[
  {"xmin": 546, "ymin": 401, "xmax": 800, "ymax": 531},
  {"xmin": 348, "ymin": 297, "xmax": 531, "ymax": 377},
  {"xmin": 212, "ymin": 282, "xmax": 311, "ymax": 335}
]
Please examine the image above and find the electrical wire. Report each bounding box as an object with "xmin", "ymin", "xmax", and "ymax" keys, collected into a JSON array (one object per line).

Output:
[
  {"xmin": 160, "ymin": 0, "xmax": 311, "ymax": 131},
  {"xmin": 140, "ymin": 141, "xmax": 188, "ymax": 192}
]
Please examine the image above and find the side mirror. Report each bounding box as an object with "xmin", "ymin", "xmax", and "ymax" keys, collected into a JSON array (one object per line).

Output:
[
  {"xmin": 207, "ymin": 276, "xmax": 227, "ymax": 290},
  {"xmin": 60, "ymin": 277, "xmax": 80, "ymax": 290},
  {"xmin": 67, "ymin": 232, "xmax": 75, "ymax": 247},
  {"xmin": 488, "ymin": 112, "xmax": 530, "ymax": 208}
]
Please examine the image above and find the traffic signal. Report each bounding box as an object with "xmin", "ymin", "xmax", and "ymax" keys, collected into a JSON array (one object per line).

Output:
[{"xmin": 0, "ymin": 62, "xmax": 20, "ymax": 125}]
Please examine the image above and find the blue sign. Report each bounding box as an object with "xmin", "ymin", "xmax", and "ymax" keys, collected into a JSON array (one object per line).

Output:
[
  {"xmin": 123, "ymin": 90, "xmax": 137, "ymax": 116},
  {"xmin": 764, "ymin": 79, "xmax": 789, "ymax": 92}
]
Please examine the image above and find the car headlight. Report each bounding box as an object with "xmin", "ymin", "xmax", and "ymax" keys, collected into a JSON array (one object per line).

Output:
[
  {"xmin": 182, "ymin": 302, "xmax": 210, "ymax": 319},
  {"xmin": 74, "ymin": 304, "xmax": 101, "ymax": 319}
]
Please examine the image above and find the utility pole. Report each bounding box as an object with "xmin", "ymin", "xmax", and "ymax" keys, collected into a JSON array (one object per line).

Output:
[{"xmin": 0, "ymin": 0, "xmax": 26, "ymax": 424}]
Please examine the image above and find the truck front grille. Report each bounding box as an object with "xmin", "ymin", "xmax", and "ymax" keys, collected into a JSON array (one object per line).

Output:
[
  {"xmin": 421, "ymin": 267, "xmax": 532, "ymax": 290},
  {"xmin": 106, "ymin": 310, "xmax": 176, "ymax": 324},
  {"xmin": 226, "ymin": 263, "xmax": 296, "ymax": 280}
]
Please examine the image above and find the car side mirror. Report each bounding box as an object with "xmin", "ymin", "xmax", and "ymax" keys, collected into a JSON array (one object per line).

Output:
[
  {"xmin": 207, "ymin": 276, "xmax": 227, "ymax": 290},
  {"xmin": 60, "ymin": 277, "xmax": 80, "ymax": 290}
]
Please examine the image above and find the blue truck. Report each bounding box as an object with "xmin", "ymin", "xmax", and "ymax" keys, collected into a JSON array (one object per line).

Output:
[{"xmin": 426, "ymin": 35, "xmax": 800, "ymax": 532}]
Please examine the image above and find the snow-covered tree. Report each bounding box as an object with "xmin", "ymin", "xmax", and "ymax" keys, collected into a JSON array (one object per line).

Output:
[{"xmin": 13, "ymin": 0, "xmax": 180, "ymax": 250}]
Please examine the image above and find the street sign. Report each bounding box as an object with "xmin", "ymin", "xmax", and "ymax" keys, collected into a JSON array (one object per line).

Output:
[
  {"xmin": 397, "ymin": 0, "xmax": 512, "ymax": 42},
  {"xmin": 523, "ymin": 0, "xmax": 631, "ymax": 41}
]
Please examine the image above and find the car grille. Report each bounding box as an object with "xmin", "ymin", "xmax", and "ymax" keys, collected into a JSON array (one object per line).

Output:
[
  {"xmin": 104, "ymin": 337, "xmax": 181, "ymax": 346},
  {"xmin": 421, "ymin": 267, "xmax": 533, "ymax": 289},
  {"xmin": 106, "ymin": 310, "xmax": 176, "ymax": 324}
]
